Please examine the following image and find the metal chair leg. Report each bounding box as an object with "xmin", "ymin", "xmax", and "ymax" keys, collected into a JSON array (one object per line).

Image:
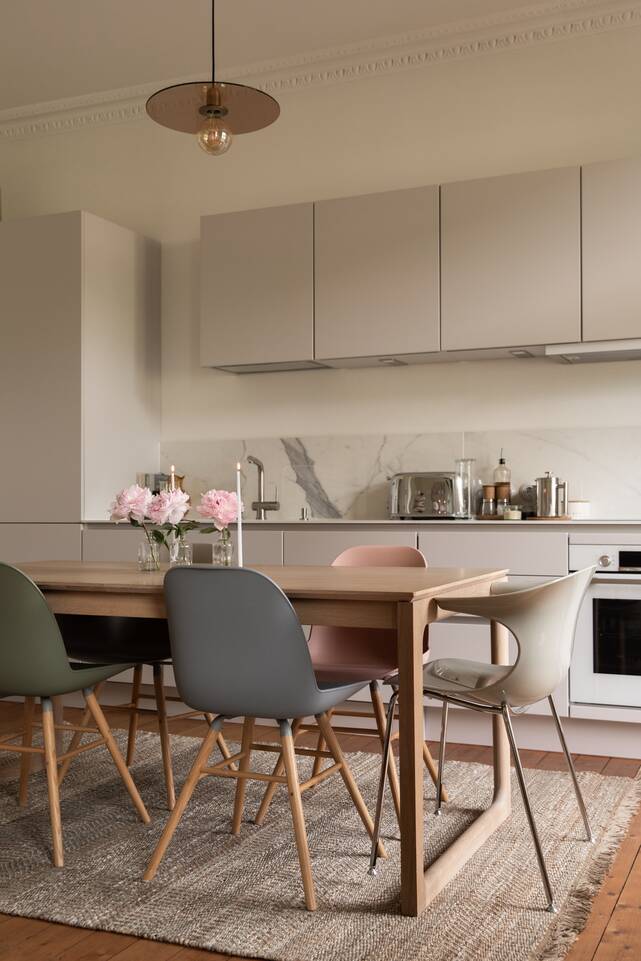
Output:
[
  {"xmin": 368, "ymin": 688, "xmax": 399, "ymax": 877},
  {"xmin": 502, "ymin": 704, "xmax": 556, "ymax": 913},
  {"xmin": 435, "ymin": 701, "xmax": 448, "ymax": 815},
  {"xmin": 548, "ymin": 695, "xmax": 593, "ymax": 842}
]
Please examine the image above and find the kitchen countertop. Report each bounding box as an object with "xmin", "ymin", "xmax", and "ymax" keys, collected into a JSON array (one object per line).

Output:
[{"xmin": 82, "ymin": 517, "xmax": 641, "ymax": 528}]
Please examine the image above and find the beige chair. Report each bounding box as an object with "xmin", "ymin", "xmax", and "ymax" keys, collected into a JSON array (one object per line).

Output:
[{"xmin": 369, "ymin": 567, "xmax": 596, "ymax": 913}]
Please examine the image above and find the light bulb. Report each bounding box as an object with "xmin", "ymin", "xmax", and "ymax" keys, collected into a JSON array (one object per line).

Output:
[{"xmin": 197, "ymin": 118, "xmax": 232, "ymax": 155}]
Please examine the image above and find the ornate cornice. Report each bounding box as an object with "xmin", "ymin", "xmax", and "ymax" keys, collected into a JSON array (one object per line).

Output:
[{"xmin": 1, "ymin": 0, "xmax": 640, "ymax": 141}]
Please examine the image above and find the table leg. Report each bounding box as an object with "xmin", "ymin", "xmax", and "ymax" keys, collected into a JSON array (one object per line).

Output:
[
  {"xmin": 490, "ymin": 621, "xmax": 511, "ymax": 805},
  {"xmin": 397, "ymin": 600, "xmax": 427, "ymax": 916},
  {"xmin": 420, "ymin": 618, "xmax": 511, "ymax": 910}
]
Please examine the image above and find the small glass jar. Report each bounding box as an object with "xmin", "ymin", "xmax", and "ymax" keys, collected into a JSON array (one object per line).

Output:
[
  {"xmin": 138, "ymin": 541, "xmax": 160, "ymax": 572},
  {"xmin": 213, "ymin": 529, "xmax": 234, "ymax": 567},
  {"xmin": 480, "ymin": 497, "xmax": 496, "ymax": 517}
]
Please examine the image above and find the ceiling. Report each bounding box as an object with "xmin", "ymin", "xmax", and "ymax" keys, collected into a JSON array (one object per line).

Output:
[{"xmin": 0, "ymin": 0, "xmax": 577, "ymax": 111}]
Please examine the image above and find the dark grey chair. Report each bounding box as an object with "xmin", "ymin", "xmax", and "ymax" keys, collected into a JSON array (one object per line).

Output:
[{"xmin": 144, "ymin": 565, "xmax": 386, "ymax": 911}]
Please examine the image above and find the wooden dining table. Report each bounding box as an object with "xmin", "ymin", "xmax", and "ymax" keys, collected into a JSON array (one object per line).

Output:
[{"xmin": 19, "ymin": 559, "xmax": 509, "ymax": 917}]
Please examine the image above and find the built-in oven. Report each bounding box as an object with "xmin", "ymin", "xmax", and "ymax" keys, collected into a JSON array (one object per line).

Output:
[{"xmin": 570, "ymin": 544, "xmax": 641, "ymax": 708}]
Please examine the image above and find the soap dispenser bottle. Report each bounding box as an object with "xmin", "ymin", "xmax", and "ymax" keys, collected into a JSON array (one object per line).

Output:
[{"xmin": 493, "ymin": 450, "xmax": 511, "ymax": 485}]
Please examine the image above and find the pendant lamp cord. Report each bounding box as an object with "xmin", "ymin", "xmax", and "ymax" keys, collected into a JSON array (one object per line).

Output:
[{"xmin": 211, "ymin": 0, "xmax": 216, "ymax": 84}]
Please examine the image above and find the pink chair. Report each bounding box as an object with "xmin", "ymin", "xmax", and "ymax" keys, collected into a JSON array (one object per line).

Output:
[{"xmin": 255, "ymin": 545, "xmax": 446, "ymax": 827}]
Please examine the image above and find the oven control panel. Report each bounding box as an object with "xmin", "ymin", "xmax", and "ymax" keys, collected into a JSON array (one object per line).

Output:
[{"xmin": 570, "ymin": 544, "xmax": 641, "ymax": 574}]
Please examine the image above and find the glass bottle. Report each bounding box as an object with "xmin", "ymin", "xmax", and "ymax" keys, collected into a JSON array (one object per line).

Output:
[{"xmin": 493, "ymin": 449, "xmax": 511, "ymax": 485}]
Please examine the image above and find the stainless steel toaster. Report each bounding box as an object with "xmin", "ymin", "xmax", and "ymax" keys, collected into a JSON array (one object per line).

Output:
[{"xmin": 388, "ymin": 472, "xmax": 466, "ymax": 519}]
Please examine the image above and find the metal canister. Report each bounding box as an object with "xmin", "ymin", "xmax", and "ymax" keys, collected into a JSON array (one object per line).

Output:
[{"xmin": 535, "ymin": 472, "xmax": 560, "ymax": 517}]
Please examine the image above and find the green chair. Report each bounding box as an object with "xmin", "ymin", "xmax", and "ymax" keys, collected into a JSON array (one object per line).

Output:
[{"xmin": 0, "ymin": 563, "xmax": 150, "ymax": 867}]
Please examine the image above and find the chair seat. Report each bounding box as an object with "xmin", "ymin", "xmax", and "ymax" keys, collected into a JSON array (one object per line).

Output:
[
  {"xmin": 314, "ymin": 663, "xmax": 398, "ymax": 684},
  {"xmin": 422, "ymin": 658, "xmax": 512, "ymax": 698},
  {"xmin": 1, "ymin": 661, "xmax": 133, "ymax": 699}
]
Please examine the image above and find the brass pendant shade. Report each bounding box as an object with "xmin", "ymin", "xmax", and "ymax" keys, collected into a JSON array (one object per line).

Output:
[{"xmin": 146, "ymin": 1, "xmax": 280, "ymax": 155}]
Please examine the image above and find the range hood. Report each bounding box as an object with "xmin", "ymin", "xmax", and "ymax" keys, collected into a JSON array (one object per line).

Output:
[{"xmin": 545, "ymin": 339, "xmax": 641, "ymax": 364}]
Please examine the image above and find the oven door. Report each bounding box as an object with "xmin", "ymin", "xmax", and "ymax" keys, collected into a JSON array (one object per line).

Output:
[{"xmin": 570, "ymin": 579, "xmax": 641, "ymax": 708}]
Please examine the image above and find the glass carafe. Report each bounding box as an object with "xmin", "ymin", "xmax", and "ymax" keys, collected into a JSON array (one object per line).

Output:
[{"xmin": 455, "ymin": 458, "xmax": 479, "ymax": 518}]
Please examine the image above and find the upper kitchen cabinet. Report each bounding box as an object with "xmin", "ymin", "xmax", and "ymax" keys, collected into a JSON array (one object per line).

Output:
[
  {"xmin": 582, "ymin": 157, "xmax": 641, "ymax": 342},
  {"xmin": 200, "ymin": 203, "xmax": 317, "ymax": 372},
  {"xmin": 441, "ymin": 167, "xmax": 581, "ymax": 351},
  {"xmin": 314, "ymin": 186, "xmax": 440, "ymax": 364},
  {"xmin": 0, "ymin": 211, "xmax": 160, "ymax": 523}
]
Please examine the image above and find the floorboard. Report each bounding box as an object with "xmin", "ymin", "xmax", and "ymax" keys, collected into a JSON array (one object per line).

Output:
[{"xmin": 1, "ymin": 700, "xmax": 640, "ymax": 961}]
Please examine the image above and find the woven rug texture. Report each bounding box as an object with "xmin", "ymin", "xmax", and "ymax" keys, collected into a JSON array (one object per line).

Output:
[{"xmin": 1, "ymin": 730, "xmax": 639, "ymax": 961}]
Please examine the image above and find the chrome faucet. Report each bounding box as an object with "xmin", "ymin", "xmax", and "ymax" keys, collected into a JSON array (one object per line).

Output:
[{"xmin": 247, "ymin": 455, "xmax": 280, "ymax": 520}]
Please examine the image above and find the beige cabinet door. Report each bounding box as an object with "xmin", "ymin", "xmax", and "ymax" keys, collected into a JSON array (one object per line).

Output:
[
  {"xmin": 582, "ymin": 157, "xmax": 641, "ymax": 342},
  {"xmin": 283, "ymin": 529, "xmax": 417, "ymax": 566},
  {"xmin": 0, "ymin": 212, "xmax": 82, "ymax": 521},
  {"xmin": 418, "ymin": 529, "xmax": 568, "ymax": 576},
  {"xmin": 200, "ymin": 203, "xmax": 315, "ymax": 370},
  {"xmin": 314, "ymin": 186, "xmax": 440, "ymax": 361},
  {"xmin": 441, "ymin": 167, "xmax": 581, "ymax": 350},
  {"xmin": 0, "ymin": 524, "xmax": 81, "ymax": 563}
]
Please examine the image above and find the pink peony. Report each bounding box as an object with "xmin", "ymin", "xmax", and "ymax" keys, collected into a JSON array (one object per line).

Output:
[
  {"xmin": 110, "ymin": 485, "xmax": 152, "ymax": 524},
  {"xmin": 197, "ymin": 489, "xmax": 240, "ymax": 530},
  {"xmin": 147, "ymin": 488, "xmax": 190, "ymax": 526}
]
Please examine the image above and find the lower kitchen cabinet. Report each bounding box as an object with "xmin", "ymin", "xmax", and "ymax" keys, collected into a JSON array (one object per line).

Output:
[
  {"xmin": 418, "ymin": 529, "xmax": 568, "ymax": 576},
  {"xmin": 283, "ymin": 529, "xmax": 416, "ymax": 565},
  {"xmin": 0, "ymin": 524, "xmax": 81, "ymax": 563}
]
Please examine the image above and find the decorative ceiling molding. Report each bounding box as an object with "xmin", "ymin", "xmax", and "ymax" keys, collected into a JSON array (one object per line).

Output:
[{"xmin": 1, "ymin": 0, "xmax": 640, "ymax": 141}]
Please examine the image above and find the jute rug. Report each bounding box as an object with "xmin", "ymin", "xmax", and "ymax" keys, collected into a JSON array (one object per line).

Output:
[{"xmin": 1, "ymin": 730, "xmax": 639, "ymax": 961}]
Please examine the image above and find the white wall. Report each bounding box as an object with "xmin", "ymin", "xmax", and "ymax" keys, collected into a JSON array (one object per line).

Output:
[{"xmin": 1, "ymin": 24, "xmax": 641, "ymax": 456}]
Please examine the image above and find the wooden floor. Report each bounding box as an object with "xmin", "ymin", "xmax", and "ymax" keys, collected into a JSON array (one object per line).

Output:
[{"xmin": 0, "ymin": 701, "xmax": 639, "ymax": 961}]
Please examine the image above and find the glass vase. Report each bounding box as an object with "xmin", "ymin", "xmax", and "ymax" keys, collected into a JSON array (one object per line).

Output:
[
  {"xmin": 138, "ymin": 540, "xmax": 160, "ymax": 572},
  {"xmin": 169, "ymin": 535, "xmax": 193, "ymax": 567},
  {"xmin": 213, "ymin": 529, "xmax": 234, "ymax": 567}
]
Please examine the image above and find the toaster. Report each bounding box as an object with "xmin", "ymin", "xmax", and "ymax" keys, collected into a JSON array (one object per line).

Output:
[{"xmin": 388, "ymin": 472, "xmax": 466, "ymax": 519}]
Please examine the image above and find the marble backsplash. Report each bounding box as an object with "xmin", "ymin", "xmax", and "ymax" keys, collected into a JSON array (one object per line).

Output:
[{"xmin": 161, "ymin": 427, "xmax": 641, "ymax": 521}]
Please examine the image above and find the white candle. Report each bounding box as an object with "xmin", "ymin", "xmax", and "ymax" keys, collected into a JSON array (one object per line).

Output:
[
  {"xmin": 236, "ymin": 462, "xmax": 244, "ymax": 568},
  {"xmin": 170, "ymin": 464, "xmax": 176, "ymax": 491}
]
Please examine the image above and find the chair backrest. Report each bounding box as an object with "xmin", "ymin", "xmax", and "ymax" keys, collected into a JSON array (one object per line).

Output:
[
  {"xmin": 0, "ymin": 563, "xmax": 76, "ymax": 697},
  {"xmin": 163, "ymin": 566, "xmax": 326, "ymax": 719},
  {"xmin": 308, "ymin": 545, "xmax": 428, "ymax": 677},
  {"xmin": 442, "ymin": 567, "xmax": 594, "ymax": 707}
]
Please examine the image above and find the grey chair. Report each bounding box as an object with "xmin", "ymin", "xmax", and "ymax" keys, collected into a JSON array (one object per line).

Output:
[
  {"xmin": 369, "ymin": 568, "xmax": 595, "ymax": 913},
  {"xmin": 0, "ymin": 563, "xmax": 150, "ymax": 867},
  {"xmin": 143, "ymin": 566, "xmax": 386, "ymax": 911}
]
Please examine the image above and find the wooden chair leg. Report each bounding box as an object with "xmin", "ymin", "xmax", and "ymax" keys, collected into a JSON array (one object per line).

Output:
[
  {"xmin": 41, "ymin": 698, "xmax": 63, "ymax": 867},
  {"xmin": 18, "ymin": 696, "xmax": 36, "ymax": 807},
  {"xmin": 310, "ymin": 708, "xmax": 333, "ymax": 778},
  {"xmin": 84, "ymin": 689, "xmax": 150, "ymax": 824},
  {"xmin": 254, "ymin": 718, "xmax": 304, "ymax": 826},
  {"xmin": 232, "ymin": 717, "xmax": 255, "ymax": 835},
  {"xmin": 370, "ymin": 682, "xmax": 402, "ymax": 824},
  {"xmin": 126, "ymin": 664, "xmax": 143, "ymax": 766},
  {"xmin": 144, "ymin": 725, "xmax": 220, "ymax": 881},
  {"xmin": 423, "ymin": 739, "xmax": 449, "ymax": 803},
  {"xmin": 310, "ymin": 734, "xmax": 326, "ymax": 778},
  {"xmin": 58, "ymin": 681, "xmax": 104, "ymax": 785},
  {"xmin": 153, "ymin": 664, "xmax": 176, "ymax": 810},
  {"xmin": 316, "ymin": 711, "xmax": 387, "ymax": 860},
  {"xmin": 280, "ymin": 721, "xmax": 317, "ymax": 911}
]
